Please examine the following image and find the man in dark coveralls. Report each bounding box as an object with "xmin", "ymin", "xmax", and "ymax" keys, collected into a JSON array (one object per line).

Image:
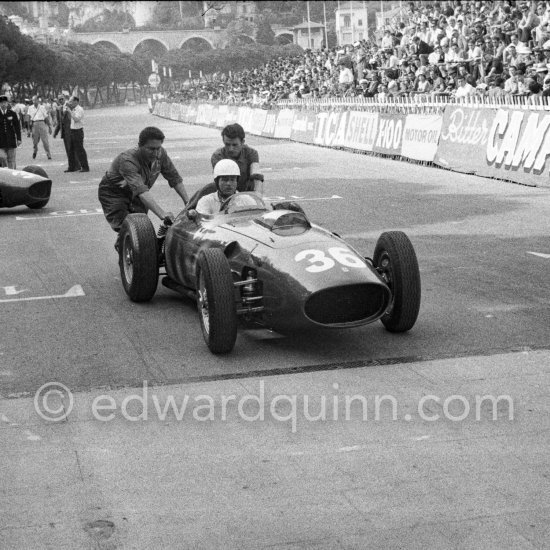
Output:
[
  {"xmin": 0, "ymin": 95, "xmax": 22, "ymax": 169},
  {"xmin": 53, "ymin": 95, "xmax": 80, "ymax": 172},
  {"xmin": 98, "ymin": 126, "xmax": 189, "ymax": 251}
]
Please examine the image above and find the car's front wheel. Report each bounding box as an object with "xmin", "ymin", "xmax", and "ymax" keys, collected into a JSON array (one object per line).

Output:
[
  {"xmin": 374, "ymin": 231, "xmax": 421, "ymax": 332},
  {"xmin": 23, "ymin": 165, "xmax": 50, "ymax": 209},
  {"xmin": 119, "ymin": 214, "xmax": 159, "ymax": 302},
  {"xmin": 196, "ymin": 248, "xmax": 238, "ymax": 354}
]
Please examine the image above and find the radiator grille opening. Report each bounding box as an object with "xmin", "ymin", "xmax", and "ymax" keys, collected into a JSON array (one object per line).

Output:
[
  {"xmin": 305, "ymin": 284, "xmax": 388, "ymax": 325},
  {"xmin": 29, "ymin": 180, "xmax": 51, "ymax": 200}
]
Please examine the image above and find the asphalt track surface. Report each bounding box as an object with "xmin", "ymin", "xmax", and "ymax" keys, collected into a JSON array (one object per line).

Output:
[{"xmin": 1, "ymin": 104, "xmax": 550, "ymax": 397}]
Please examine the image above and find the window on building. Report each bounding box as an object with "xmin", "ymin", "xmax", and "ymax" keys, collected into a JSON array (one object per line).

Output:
[
  {"xmin": 344, "ymin": 15, "xmax": 351, "ymax": 28},
  {"xmin": 358, "ymin": 19, "xmax": 362, "ymax": 26}
]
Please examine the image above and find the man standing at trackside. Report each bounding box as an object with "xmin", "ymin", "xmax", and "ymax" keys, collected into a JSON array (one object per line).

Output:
[
  {"xmin": 54, "ymin": 94, "xmax": 80, "ymax": 172},
  {"xmin": 98, "ymin": 126, "xmax": 189, "ymax": 251},
  {"xmin": 186, "ymin": 123, "xmax": 263, "ymax": 209},
  {"xmin": 27, "ymin": 95, "xmax": 52, "ymax": 160},
  {"xmin": 66, "ymin": 96, "xmax": 89, "ymax": 172},
  {"xmin": 0, "ymin": 94, "xmax": 21, "ymax": 169}
]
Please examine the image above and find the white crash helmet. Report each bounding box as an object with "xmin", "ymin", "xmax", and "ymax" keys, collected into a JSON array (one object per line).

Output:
[{"xmin": 213, "ymin": 159, "xmax": 240, "ymax": 179}]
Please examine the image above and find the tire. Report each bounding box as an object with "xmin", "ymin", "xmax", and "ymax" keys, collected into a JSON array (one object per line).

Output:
[
  {"xmin": 196, "ymin": 248, "xmax": 238, "ymax": 354},
  {"xmin": 373, "ymin": 231, "xmax": 421, "ymax": 333},
  {"xmin": 23, "ymin": 165, "xmax": 50, "ymax": 209},
  {"xmin": 119, "ymin": 214, "xmax": 159, "ymax": 302}
]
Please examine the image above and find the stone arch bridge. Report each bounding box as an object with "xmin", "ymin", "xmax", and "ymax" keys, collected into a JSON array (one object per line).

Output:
[{"xmin": 71, "ymin": 27, "xmax": 294, "ymax": 54}]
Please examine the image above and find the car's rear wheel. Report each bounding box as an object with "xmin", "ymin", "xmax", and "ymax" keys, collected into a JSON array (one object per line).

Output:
[
  {"xmin": 374, "ymin": 231, "xmax": 421, "ymax": 332},
  {"xmin": 23, "ymin": 165, "xmax": 50, "ymax": 209},
  {"xmin": 196, "ymin": 248, "xmax": 237, "ymax": 354},
  {"xmin": 119, "ymin": 214, "xmax": 159, "ymax": 302}
]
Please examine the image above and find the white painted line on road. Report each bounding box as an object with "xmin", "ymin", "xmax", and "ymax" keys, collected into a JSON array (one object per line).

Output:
[
  {"xmin": 16, "ymin": 209, "xmax": 103, "ymax": 220},
  {"xmin": 527, "ymin": 251, "xmax": 550, "ymax": 259},
  {"xmin": 24, "ymin": 429, "xmax": 41, "ymax": 441},
  {"xmin": 0, "ymin": 284, "xmax": 85, "ymax": 303},
  {"xmin": 1, "ymin": 286, "xmax": 28, "ymax": 296},
  {"xmin": 56, "ymin": 185, "xmax": 98, "ymax": 191},
  {"xmin": 264, "ymin": 195, "xmax": 342, "ymax": 202},
  {"xmin": 337, "ymin": 445, "xmax": 369, "ymax": 453}
]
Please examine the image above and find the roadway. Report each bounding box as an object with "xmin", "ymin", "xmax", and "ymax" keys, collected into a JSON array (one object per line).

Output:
[
  {"xmin": 1, "ymin": 104, "xmax": 550, "ymax": 548},
  {"xmin": 1, "ymin": 104, "xmax": 549, "ymax": 395}
]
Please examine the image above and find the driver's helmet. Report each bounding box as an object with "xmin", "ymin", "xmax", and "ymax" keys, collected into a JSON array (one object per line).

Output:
[{"xmin": 213, "ymin": 159, "xmax": 240, "ymax": 184}]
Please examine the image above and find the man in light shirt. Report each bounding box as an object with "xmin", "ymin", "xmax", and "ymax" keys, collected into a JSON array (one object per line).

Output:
[
  {"xmin": 67, "ymin": 96, "xmax": 89, "ymax": 172},
  {"xmin": 455, "ymin": 75, "xmax": 476, "ymax": 98},
  {"xmin": 27, "ymin": 95, "xmax": 52, "ymax": 160}
]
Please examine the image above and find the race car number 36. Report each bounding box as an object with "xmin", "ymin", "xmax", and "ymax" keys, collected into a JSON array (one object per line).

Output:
[{"xmin": 295, "ymin": 247, "xmax": 366, "ymax": 273}]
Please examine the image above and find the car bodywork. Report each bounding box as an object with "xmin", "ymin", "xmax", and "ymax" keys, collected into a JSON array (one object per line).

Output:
[
  {"xmin": 119, "ymin": 192, "xmax": 421, "ymax": 353},
  {"xmin": 0, "ymin": 166, "xmax": 52, "ymax": 209},
  {"xmin": 165, "ymin": 195, "xmax": 391, "ymax": 332}
]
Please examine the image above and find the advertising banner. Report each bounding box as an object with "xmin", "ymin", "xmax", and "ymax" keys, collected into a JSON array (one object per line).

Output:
[
  {"xmin": 185, "ymin": 103, "xmax": 198, "ymax": 124},
  {"xmin": 290, "ymin": 111, "xmax": 316, "ymax": 144},
  {"xmin": 313, "ymin": 111, "xmax": 342, "ymax": 147},
  {"xmin": 178, "ymin": 104, "xmax": 187, "ymax": 122},
  {"xmin": 482, "ymin": 108, "xmax": 550, "ymax": 186},
  {"xmin": 341, "ymin": 111, "xmax": 378, "ymax": 151},
  {"xmin": 215, "ymin": 105, "xmax": 228, "ymax": 128},
  {"xmin": 238, "ymin": 107, "xmax": 256, "ymax": 134},
  {"xmin": 373, "ymin": 113, "xmax": 405, "ymax": 156},
  {"xmin": 249, "ymin": 109, "xmax": 268, "ymax": 136},
  {"xmin": 274, "ymin": 109, "xmax": 295, "ymax": 139},
  {"xmin": 401, "ymin": 114, "xmax": 442, "ymax": 161},
  {"xmin": 170, "ymin": 103, "xmax": 180, "ymax": 121},
  {"xmin": 435, "ymin": 106, "xmax": 550, "ymax": 186},
  {"xmin": 435, "ymin": 106, "xmax": 495, "ymax": 174},
  {"xmin": 262, "ymin": 110, "xmax": 278, "ymax": 138}
]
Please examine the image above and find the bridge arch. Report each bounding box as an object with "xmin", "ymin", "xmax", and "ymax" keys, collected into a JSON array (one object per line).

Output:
[
  {"xmin": 179, "ymin": 36, "xmax": 214, "ymax": 51},
  {"xmin": 132, "ymin": 37, "xmax": 169, "ymax": 56},
  {"xmin": 91, "ymin": 40, "xmax": 121, "ymax": 53}
]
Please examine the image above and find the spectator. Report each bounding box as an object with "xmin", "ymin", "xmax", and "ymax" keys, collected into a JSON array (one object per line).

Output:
[
  {"xmin": 0, "ymin": 94, "xmax": 21, "ymax": 169},
  {"xmin": 455, "ymin": 74, "xmax": 476, "ymax": 98}
]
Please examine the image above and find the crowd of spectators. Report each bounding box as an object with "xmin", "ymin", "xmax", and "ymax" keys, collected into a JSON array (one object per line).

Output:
[{"xmin": 165, "ymin": 1, "xmax": 550, "ymax": 105}]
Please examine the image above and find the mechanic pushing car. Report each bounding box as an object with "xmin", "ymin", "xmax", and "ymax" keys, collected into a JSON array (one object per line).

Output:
[
  {"xmin": 186, "ymin": 123, "xmax": 264, "ymax": 209},
  {"xmin": 98, "ymin": 126, "xmax": 189, "ymax": 251}
]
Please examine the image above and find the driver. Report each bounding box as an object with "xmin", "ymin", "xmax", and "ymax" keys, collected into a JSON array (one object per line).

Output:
[{"xmin": 193, "ymin": 159, "xmax": 241, "ymax": 216}]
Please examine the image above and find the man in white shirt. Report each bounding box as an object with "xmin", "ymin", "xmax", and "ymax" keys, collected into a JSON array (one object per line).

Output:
[
  {"xmin": 67, "ymin": 96, "xmax": 89, "ymax": 172},
  {"xmin": 27, "ymin": 95, "xmax": 52, "ymax": 160},
  {"xmin": 455, "ymin": 75, "xmax": 476, "ymax": 98}
]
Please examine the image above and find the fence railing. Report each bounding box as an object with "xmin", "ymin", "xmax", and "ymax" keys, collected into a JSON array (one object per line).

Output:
[{"xmin": 276, "ymin": 94, "xmax": 550, "ymax": 112}]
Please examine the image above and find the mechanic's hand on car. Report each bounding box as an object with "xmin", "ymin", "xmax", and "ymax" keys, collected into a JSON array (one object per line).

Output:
[
  {"xmin": 186, "ymin": 209, "xmax": 199, "ymax": 221},
  {"xmin": 162, "ymin": 212, "xmax": 175, "ymax": 226}
]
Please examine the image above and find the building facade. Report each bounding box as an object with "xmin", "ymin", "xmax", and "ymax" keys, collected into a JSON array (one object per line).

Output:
[{"xmin": 334, "ymin": 1, "xmax": 369, "ymax": 46}]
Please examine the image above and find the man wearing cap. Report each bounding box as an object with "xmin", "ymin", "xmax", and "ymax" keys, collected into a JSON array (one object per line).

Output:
[
  {"xmin": 54, "ymin": 95, "xmax": 80, "ymax": 172},
  {"xmin": 0, "ymin": 95, "xmax": 21, "ymax": 169},
  {"xmin": 27, "ymin": 95, "xmax": 52, "ymax": 160}
]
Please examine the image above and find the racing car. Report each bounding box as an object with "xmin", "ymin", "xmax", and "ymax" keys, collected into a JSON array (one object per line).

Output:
[
  {"xmin": 118, "ymin": 192, "xmax": 421, "ymax": 354},
  {"xmin": 0, "ymin": 165, "xmax": 52, "ymax": 209}
]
